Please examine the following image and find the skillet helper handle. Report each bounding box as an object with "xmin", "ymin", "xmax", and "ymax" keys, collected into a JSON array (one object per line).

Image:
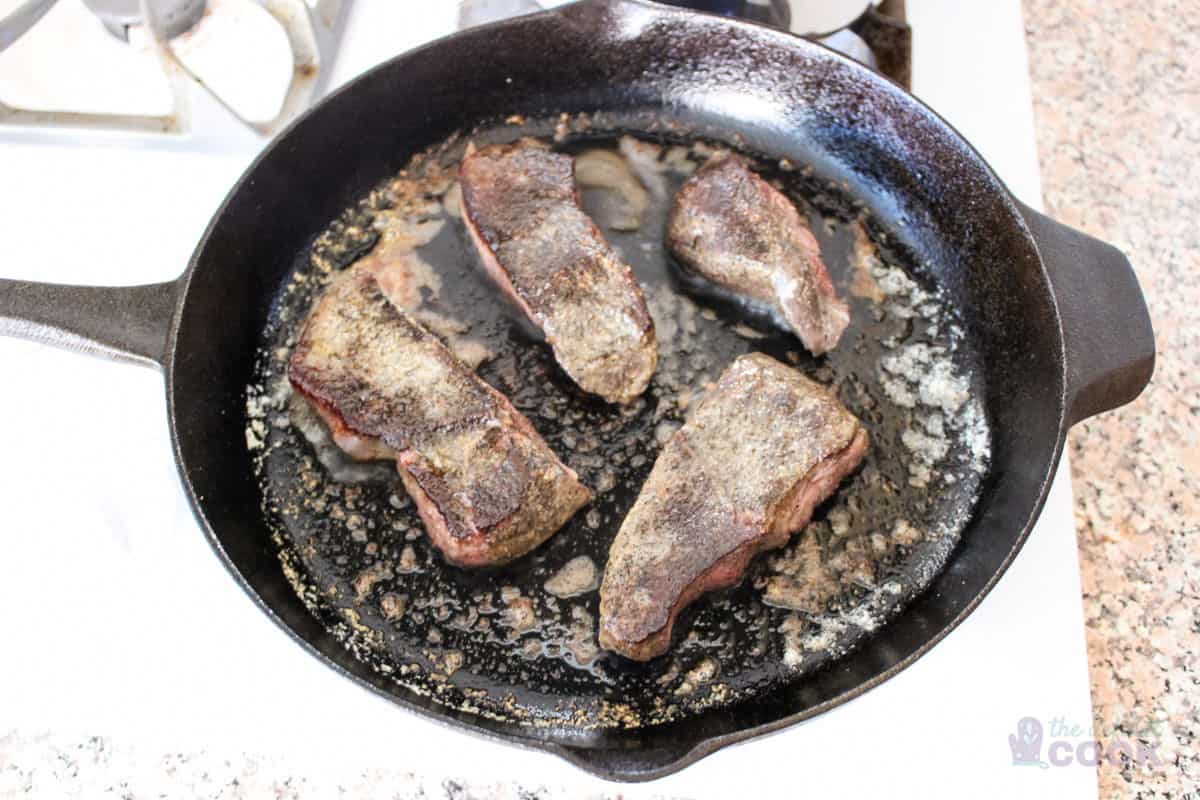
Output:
[
  {"xmin": 1017, "ymin": 202, "xmax": 1155, "ymax": 426},
  {"xmin": 0, "ymin": 279, "xmax": 178, "ymax": 368}
]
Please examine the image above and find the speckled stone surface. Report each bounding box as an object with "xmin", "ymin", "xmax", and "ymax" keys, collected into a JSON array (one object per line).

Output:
[
  {"xmin": 1024, "ymin": 0, "xmax": 1199, "ymax": 796},
  {"xmin": 0, "ymin": 731, "xmax": 637, "ymax": 800}
]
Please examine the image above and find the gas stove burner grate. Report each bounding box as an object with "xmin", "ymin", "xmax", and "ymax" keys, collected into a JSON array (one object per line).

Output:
[
  {"xmin": 82, "ymin": 0, "xmax": 206, "ymax": 40},
  {"xmin": 0, "ymin": 0, "xmax": 347, "ymax": 138}
]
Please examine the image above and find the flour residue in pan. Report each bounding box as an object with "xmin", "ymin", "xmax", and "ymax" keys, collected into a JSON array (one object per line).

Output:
[{"xmin": 244, "ymin": 124, "xmax": 991, "ymax": 730}]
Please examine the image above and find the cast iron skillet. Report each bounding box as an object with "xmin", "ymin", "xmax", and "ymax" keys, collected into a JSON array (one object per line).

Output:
[{"xmin": 0, "ymin": 0, "xmax": 1153, "ymax": 782}]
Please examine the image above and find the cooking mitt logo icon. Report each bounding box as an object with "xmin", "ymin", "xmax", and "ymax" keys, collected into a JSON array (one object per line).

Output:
[{"xmin": 1010, "ymin": 717, "xmax": 1050, "ymax": 768}]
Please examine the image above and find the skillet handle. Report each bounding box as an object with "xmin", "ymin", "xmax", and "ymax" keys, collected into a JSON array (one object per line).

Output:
[
  {"xmin": 0, "ymin": 278, "xmax": 179, "ymax": 369},
  {"xmin": 1017, "ymin": 202, "xmax": 1155, "ymax": 426}
]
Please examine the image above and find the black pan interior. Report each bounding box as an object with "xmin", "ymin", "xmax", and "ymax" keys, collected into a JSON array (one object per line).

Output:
[
  {"xmin": 167, "ymin": 1, "xmax": 1065, "ymax": 777},
  {"xmin": 246, "ymin": 122, "xmax": 991, "ymax": 726}
]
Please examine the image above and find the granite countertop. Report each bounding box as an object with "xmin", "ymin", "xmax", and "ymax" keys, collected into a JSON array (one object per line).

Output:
[{"xmin": 1024, "ymin": 0, "xmax": 1199, "ymax": 796}]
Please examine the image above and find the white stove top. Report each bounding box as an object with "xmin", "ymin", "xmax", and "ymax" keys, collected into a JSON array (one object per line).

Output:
[{"xmin": 0, "ymin": 2, "xmax": 1097, "ymax": 797}]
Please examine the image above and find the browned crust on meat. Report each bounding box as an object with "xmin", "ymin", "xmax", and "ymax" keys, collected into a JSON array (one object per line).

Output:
[
  {"xmin": 666, "ymin": 154, "xmax": 850, "ymax": 355},
  {"xmin": 459, "ymin": 139, "xmax": 657, "ymax": 404},
  {"xmin": 288, "ymin": 267, "xmax": 591, "ymax": 567},
  {"xmin": 598, "ymin": 353, "xmax": 868, "ymax": 660}
]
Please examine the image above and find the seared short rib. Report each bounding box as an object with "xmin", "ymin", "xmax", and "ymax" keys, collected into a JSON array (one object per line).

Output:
[
  {"xmin": 289, "ymin": 266, "xmax": 591, "ymax": 567},
  {"xmin": 599, "ymin": 353, "xmax": 868, "ymax": 660},
  {"xmin": 666, "ymin": 154, "xmax": 850, "ymax": 355},
  {"xmin": 459, "ymin": 139, "xmax": 657, "ymax": 404}
]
